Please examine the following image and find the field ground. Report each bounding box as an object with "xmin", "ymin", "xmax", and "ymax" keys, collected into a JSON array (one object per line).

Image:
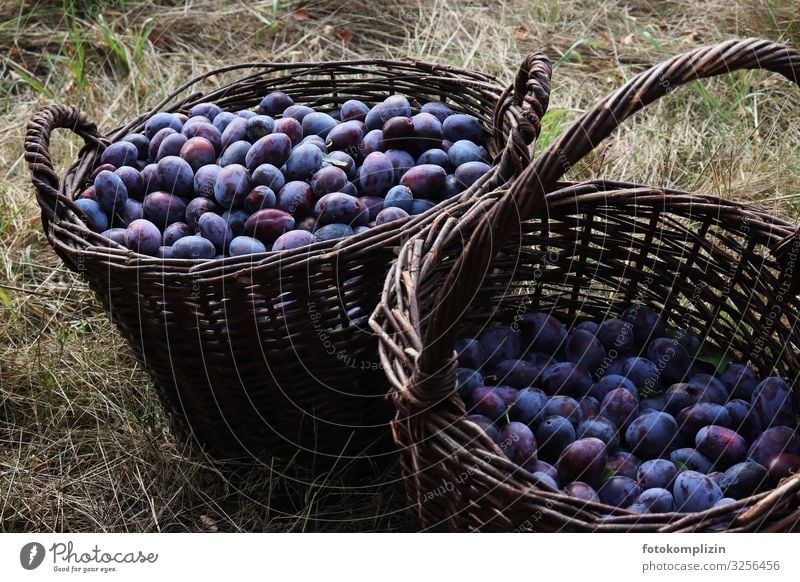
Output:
[{"xmin": 1, "ymin": 0, "xmax": 799, "ymax": 532}]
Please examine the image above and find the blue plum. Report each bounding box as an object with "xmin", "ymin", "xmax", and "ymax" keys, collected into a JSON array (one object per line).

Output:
[
  {"xmin": 284, "ymin": 143, "xmax": 324, "ymax": 181},
  {"xmin": 193, "ymin": 164, "xmax": 221, "ymax": 199},
  {"xmin": 74, "ymin": 199, "xmax": 108, "ymax": 233},
  {"xmin": 100, "ymin": 141, "xmax": 138, "ymax": 168},
  {"xmin": 420, "ymin": 101, "xmax": 453, "ymax": 123},
  {"xmin": 125, "ymin": 219, "xmax": 161, "ymax": 255},
  {"xmin": 246, "ymin": 133, "xmax": 292, "ymax": 171},
  {"xmin": 272, "ymin": 229, "xmax": 315, "ymax": 251},
  {"xmin": 647, "ymin": 338, "xmax": 692, "ymax": 384},
  {"xmin": 358, "ymin": 152, "xmax": 394, "ymax": 196},
  {"xmin": 94, "ymin": 170, "xmax": 128, "ymax": 214},
  {"xmin": 143, "ymin": 192, "xmax": 187, "ymax": 228},
  {"xmin": 636, "ymin": 459, "xmax": 678, "ymax": 490},
  {"xmin": 580, "ymin": 396, "xmax": 601, "ymax": 418},
  {"xmin": 301, "ymin": 112, "xmax": 338, "ymax": 138},
  {"xmin": 443, "ymin": 113, "xmax": 483, "ymax": 142},
  {"xmin": 719, "ymin": 461, "xmax": 768, "ymax": 499},
  {"xmin": 621, "ymin": 305, "xmax": 666, "ymax": 344},
  {"xmin": 596, "ymin": 318, "xmax": 635, "ymax": 354},
  {"xmin": 599, "ymin": 476, "xmax": 642, "ymax": 507},
  {"xmin": 161, "ymin": 221, "xmax": 192, "ymax": 246},
  {"xmin": 628, "ymin": 488, "xmax": 674, "ymax": 513},
  {"xmin": 747, "ymin": 426, "xmax": 800, "ymax": 465},
  {"xmin": 536, "ymin": 415, "xmax": 576, "ymax": 463},
  {"xmin": 500, "ymin": 422, "xmax": 537, "ymax": 465},
  {"xmin": 576, "ymin": 416, "xmax": 619, "ymax": 449},
  {"xmin": 478, "ymin": 326, "xmax": 523, "ymax": 369},
  {"xmin": 213, "ymin": 164, "xmax": 251, "ymax": 209},
  {"xmin": 251, "ymin": 163, "xmax": 286, "ymax": 192},
  {"xmin": 456, "ymin": 368, "xmax": 484, "ymax": 399},
  {"xmin": 545, "ymin": 395, "xmax": 584, "ymax": 426},
  {"xmin": 673, "ymin": 471, "xmax": 722, "ymax": 512},
  {"xmin": 156, "ymin": 156, "xmax": 194, "ymax": 198},
  {"xmin": 563, "ymin": 329, "xmax": 607, "ymax": 373},
  {"xmin": 670, "ymin": 448, "xmax": 713, "ymax": 473},
  {"xmin": 591, "ymin": 375, "xmax": 638, "ymax": 402},
  {"xmin": 511, "ymin": 388, "xmax": 548, "ymax": 426},
  {"xmin": 494, "ymin": 359, "xmax": 542, "ymax": 389},
  {"xmin": 688, "ymin": 374, "xmax": 728, "ymax": 405},
  {"xmin": 448, "ymin": 140, "xmax": 489, "ymax": 166},
  {"xmin": 399, "ymin": 164, "xmax": 447, "ymax": 199},
  {"xmin": 310, "ymin": 166, "xmax": 349, "ymax": 199},
  {"xmin": 243, "ymin": 186, "xmax": 277, "ymax": 214},
  {"xmin": 725, "ymin": 398, "xmax": 764, "ymax": 442},
  {"xmin": 114, "ymin": 167, "xmax": 144, "ymax": 201},
  {"xmin": 719, "ymin": 363, "xmax": 760, "ymax": 400},
  {"xmin": 600, "ymin": 388, "xmax": 639, "ymax": 428},
  {"xmin": 197, "ymin": 212, "xmax": 232, "ymax": 253},
  {"xmin": 455, "ymin": 337, "xmax": 484, "ymax": 369},
  {"xmin": 540, "ymin": 362, "xmax": 593, "ymax": 399},
  {"xmin": 144, "ymin": 112, "xmax": 182, "ymax": 138},
  {"xmin": 563, "ymin": 482, "xmax": 600, "ymax": 503},
  {"xmin": 244, "ymin": 209, "xmax": 295, "ymax": 244},
  {"xmin": 375, "ymin": 207, "xmax": 409, "ymax": 225},
  {"xmin": 606, "ymin": 451, "xmax": 640, "ymax": 479},
  {"xmin": 625, "ymin": 412, "xmax": 679, "ymax": 459},
  {"xmin": 664, "ymin": 383, "xmax": 709, "ymax": 416},
  {"xmin": 340, "ymin": 99, "xmax": 369, "ymax": 122},
  {"xmin": 454, "ymin": 162, "xmax": 491, "ymax": 189},
  {"xmin": 245, "ymin": 115, "xmax": 274, "ymax": 141},
  {"xmin": 557, "ymin": 437, "xmax": 608, "ymax": 488},
  {"xmin": 751, "ymin": 376, "xmax": 795, "ymax": 429},
  {"xmin": 677, "ymin": 403, "xmax": 732, "ymax": 441},
  {"xmin": 257, "ymin": 91, "xmax": 293, "ymax": 116},
  {"xmin": 467, "ymin": 387, "xmax": 507, "ymax": 421}
]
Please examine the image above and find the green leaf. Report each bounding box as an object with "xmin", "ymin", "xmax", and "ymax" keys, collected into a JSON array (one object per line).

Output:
[
  {"xmin": 602, "ymin": 467, "xmax": 618, "ymax": 480},
  {"xmin": 693, "ymin": 344, "xmax": 732, "ymax": 375},
  {"xmin": 322, "ymin": 154, "xmax": 348, "ymax": 168},
  {"xmin": 3, "ymin": 58, "xmax": 51, "ymax": 97},
  {"xmin": 0, "ymin": 288, "xmax": 12, "ymax": 310}
]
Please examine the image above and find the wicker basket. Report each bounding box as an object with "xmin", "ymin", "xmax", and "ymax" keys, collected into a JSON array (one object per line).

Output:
[
  {"xmin": 372, "ymin": 38, "xmax": 800, "ymax": 530},
  {"xmin": 24, "ymin": 55, "xmax": 552, "ymax": 466}
]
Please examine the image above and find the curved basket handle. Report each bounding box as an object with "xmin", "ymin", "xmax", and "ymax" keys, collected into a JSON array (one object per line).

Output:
[
  {"xmin": 25, "ymin": 104, "xmax": 107, "ymax": 231},
  {"xmin": 492, "ymin": 52, "xmax": 552, "ymax": 177},
  {"xmin": 412, "ymin": 37, "xmax": 800, "ymax": 405}
]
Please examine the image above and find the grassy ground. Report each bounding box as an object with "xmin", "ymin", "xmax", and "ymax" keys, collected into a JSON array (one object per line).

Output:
[{"xmin": 1, "ymin": 0, "xmax": 799, "ymax": 532}]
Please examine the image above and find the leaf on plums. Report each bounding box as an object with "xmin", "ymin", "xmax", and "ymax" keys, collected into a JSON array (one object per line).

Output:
[
  {"xmin": 693, "ymin": 344, "xmax": 732, "ymax": 375},
  {"xmin": 639, "ymin": 387, "xmax": 663, "ymax": 399},
  {"xmin": 322, "ymin": 154, "xmax": 349, "ymax": 168},
  {"xmin": 602, "ymin": 467, "xmax": 618, "ymax": 480}
]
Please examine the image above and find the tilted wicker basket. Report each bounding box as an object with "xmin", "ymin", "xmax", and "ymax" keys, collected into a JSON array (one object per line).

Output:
[
  {"xmin": 25, "ymin": 55, "xmax": 552, "ymax": 467},
  {"xmin": 372, "ymin": 38, "xmax": 800, "ymax": 530}
]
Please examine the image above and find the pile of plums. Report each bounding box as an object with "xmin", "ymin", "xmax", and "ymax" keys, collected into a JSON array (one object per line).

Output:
[
  {"xmin": 74, "ymin": 91, "xmax": 491, "ymax": 259},
  {"xmin": 456, "ymin": 305, "xmax": 799, "ymax": 514}
]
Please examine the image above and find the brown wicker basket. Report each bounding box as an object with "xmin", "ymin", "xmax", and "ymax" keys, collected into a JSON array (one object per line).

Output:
[
  {"xmin": 24, "ymin": 55, "xmax": 552, "ymax": 466},
  {"xmin": 372, "ymin": 38, "xmax": 800, "ymax": 530}
]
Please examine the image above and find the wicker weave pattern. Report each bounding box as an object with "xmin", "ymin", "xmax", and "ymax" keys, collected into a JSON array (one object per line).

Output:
[
  {"xmin": 25, "ymin": 56, "xmax": 551, "ymax": 464},
  {"xmin": 372, "ymin": 39, "xmax": 800, "ymax": 531}
]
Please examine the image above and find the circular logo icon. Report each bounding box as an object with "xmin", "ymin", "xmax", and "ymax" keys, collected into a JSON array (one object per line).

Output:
[{"xmin": 20, "ymin": 542, "xmax": 46, "ymax": 570}]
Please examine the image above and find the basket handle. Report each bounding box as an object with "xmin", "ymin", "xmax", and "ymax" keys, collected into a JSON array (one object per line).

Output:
[
  {"xmin": 492, "ymin": 52, "xmax": 552, "ymax": 174},
  {"xmin": 412, "ymin": 37, "xmax": 800, "ymax": 405},
  {"xmin": 25, "ymin": 104, "xmax": 107, "ymax": 229}
]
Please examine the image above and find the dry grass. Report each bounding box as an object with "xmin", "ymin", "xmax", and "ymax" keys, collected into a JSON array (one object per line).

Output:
[{"xmin": 1, "ymin": 0, "xmax": 799, "ymax": 532}]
